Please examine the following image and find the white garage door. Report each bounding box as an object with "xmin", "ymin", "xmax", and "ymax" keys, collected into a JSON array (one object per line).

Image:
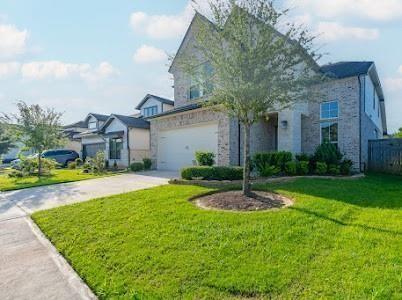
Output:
[{"xmin": 157, "ymin": 123, "xmax": 218, "ymax": 170}]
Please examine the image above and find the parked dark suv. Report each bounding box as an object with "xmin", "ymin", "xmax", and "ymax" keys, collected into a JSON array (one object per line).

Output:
[{"xmin": 42, "ymin": 149, "xmax": 79, "ymax": 167}]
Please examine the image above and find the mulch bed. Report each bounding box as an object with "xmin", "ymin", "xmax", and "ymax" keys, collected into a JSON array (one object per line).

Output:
[{"xmin": 195, "ymin": 191, "xmax": 293, "ymax": 212}]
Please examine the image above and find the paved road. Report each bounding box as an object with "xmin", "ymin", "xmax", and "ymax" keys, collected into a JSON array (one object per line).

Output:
[{"xmin": 0, "ymin": 171, "xmax": 175, "ymax": 300}]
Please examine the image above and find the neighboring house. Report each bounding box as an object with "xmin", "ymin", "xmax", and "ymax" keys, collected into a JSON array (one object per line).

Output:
[
  {"xmin": 66, "ymin": 94, "xmax": 174, "ymax": 168},
  {"xmin": 148, "ymin": 13, "xmax": 387, "ymax": 172},
  {"xmin": 62, "ymin": 120, "xmax": 87, "ymax": 153}
]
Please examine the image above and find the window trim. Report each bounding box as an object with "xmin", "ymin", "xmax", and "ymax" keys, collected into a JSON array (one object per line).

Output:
[
  {"xmin": 143, "ymin": 106, "xmax": 158, "ymax": 117},
  {"xmin": 320, "ymin": 100, "xmax": 339, "ymax": 121},
  {"xmin": 109, "ymin": 137, "xmax": 123, "ymax": 160},
  {"xmin": 320, "ymin": 121, "xmax": 339, "ymax": 145},
  {"xmin": 188, "ymin": 62, "xmax": 214, "ymax": 101},
  {"xmin": 88, "ymin": 120, "xmax": 97, "ymax": 129}
]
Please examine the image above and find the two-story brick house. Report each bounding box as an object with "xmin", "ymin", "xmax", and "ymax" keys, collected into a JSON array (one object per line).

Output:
[{"xmin": 148, "ymin": 13, "xmax": 387, "ymax": 172}]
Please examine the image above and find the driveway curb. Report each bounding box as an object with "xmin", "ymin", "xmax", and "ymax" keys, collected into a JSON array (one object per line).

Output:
[{"xmin": 25, "ymin": 217, "xmax": 97, "ymax": 300}]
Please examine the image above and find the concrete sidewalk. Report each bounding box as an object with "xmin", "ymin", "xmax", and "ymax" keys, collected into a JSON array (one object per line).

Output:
[{"xmin": 0, "ymin": 171, "xmax": 175, "ymax": 299}]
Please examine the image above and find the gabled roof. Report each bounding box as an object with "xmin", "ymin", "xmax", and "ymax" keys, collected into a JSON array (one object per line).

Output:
[
  {"xmin": 102, "ymin": 114, "xmax": 150, "ymax": 130},
  {"xmin": 135, "ymin": 94, "xmax": 174, "ymax": 110},
  {"xmin": 146, "ymin": 103, "xmax": 202, "ymax": 119},
  {"xmin": 84, "ymin": 113, "xmax": 109, "ymax": 123},
  {"xmin": 63, "ymin": 120, "xmax": 86, "ymax": 129},
  {"xmin": 319, "ymin": 62, "xmax": 374, "ymax": 79}
]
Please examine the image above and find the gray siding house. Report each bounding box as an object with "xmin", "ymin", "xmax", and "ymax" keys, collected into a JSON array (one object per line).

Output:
[{"xmin": 148, "ymin": 13, "xmax": 387, "ymax": 172}]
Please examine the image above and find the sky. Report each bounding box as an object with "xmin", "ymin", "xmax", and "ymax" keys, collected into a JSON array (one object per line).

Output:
[{"xmin": 0, "ymin": 0, "xmax": 401, "ymax": 132}]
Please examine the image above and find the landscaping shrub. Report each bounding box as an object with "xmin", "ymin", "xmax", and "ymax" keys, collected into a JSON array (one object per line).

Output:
[
  {"xmin": 253, "ymin": 151, "xmax": 292, "ymax": 175},
  {"xmin": 92, "ymin": 151, "xmax": 106, "ymax": 174},
  {"xmin": 259, "ymin": 165, "xmax": 280, "ymax": 177},
  {"xmin": 68, "ymin": 161, "xmax": 77, "ymax": 169},
  {"xmin": 195, "ymin": 151, "xmax": 215, "ymax": 166},
  {"xmin": 82, "ymin": 159, "xmax": 91, "ymax": 173},
  {"xmin": 340, "ymin": 159, "xmax": 353, "ymax": 175},
  {"xmin": 297, "ymin": 161, "xmax": 309, "ymax": 175},
  {"xmin": 315, "ymin": 162, "xmax": 328, "ymax": 175},
  {"xmin": 314, "ymin": 143, "xmax": 343, "ymax": 165},
  {"xmin": 130, "ymin": 162, "xmax": 144, "ymax": 172},
  {"xmin": 19, "ymin": 157, "xmax": 57, "ymax": 176},
  {"xmin": 181, "ymin": 166, "xmax": 243, "ymax": 181},
  {"xmin": 285, "ymin": 161, "xmax": 297, "ymax": 176},
  {"xmin": 75, "ymin": 158, "xmax": 83, "ymax": 166},
  {"xmin": 143, "ymin": 158, "xmax": 152, "ymax": 170},
  {"xmin": 328, "ymin": 164, "xmax": 341, "ymax": 176},
  {"xmin": 8, "ymin": 170, "xmax": 24, "ymax": 178},
  {"xmin": 295, "ymin": 153, "xmax": 311, "ymax": 162}
]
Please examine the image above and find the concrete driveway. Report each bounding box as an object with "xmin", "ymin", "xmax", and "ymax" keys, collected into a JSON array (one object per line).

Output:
[{"xmin": 0, "ymin": 171, "xmax": 176, "ymax": 300}]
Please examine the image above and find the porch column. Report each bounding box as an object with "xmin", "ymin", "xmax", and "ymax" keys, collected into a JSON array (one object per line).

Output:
[{"xmin": 277, "ymin": 110, "xmax": 302, "ymax": 154}]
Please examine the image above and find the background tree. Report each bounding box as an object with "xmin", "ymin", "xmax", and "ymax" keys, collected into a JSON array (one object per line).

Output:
[
  {"xmin": 4, "ymin": 101, "xmax": 65, "ymax": 176},
  {"xmin": 179, "ymin": 0, "xmax": 321, "ymax": 196},
  {"xmin": 0, "ymin": 122, "xmax": 15, "ymax": 157},
  {"xmin": 392, "ymin": 127, "xmax": 402, "ymax": 138}
]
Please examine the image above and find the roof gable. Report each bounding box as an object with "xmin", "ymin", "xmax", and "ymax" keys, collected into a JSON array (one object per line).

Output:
[
  {"xmin": 135, "ymin": 94, "xmax": 174, "ymax": 110},
  {"xmin": 319, "ymin": 62, "xmax": 373, "ymax": 79},
  {"xmin": 101, "ymin": 114, "xmax": 150, "ymax": 131}
]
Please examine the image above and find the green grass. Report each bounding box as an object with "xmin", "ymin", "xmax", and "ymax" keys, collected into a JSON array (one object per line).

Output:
[
  {"xmin": 0, "ymin": 169, "xmax": 116, "ymax": 191},
  {"xmin": 32, "ymin": 175, "xmax": 402, "ymax": 299}
]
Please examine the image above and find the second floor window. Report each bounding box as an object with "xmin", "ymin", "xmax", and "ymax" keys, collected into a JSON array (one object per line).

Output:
[
  {"xmin": 189, "ymin": 62, "xmax": 214, "ymax": 100},
  {"xmin": 320, "ymin": 101, "xmax": 339, "ymax": 145},
  {"xmin": 143, "ymin": 106, "xmax": 158, "ymax": 117},
  {"xmin": 88, "ymin": 121, "xmax": 97, "ymax": 129}
]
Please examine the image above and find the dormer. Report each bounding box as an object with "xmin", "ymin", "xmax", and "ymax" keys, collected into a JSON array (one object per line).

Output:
[
  {"xmin": 136, "ymin": 94, "xmax": 174, "ymax": 118},
  {"xmin": 84, "ymin": 113, "xmax": 109, "ymax": 130}
]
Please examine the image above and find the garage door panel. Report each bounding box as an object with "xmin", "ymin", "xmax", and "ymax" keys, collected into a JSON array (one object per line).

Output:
[{"xmin": 157, "ymin": 123, "xmax": 218, "ymax": 170}]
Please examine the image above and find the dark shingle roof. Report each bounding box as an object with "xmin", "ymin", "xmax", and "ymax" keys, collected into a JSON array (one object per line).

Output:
[
  {"xmin": 135, "ymin": 94, "xmax": 174, "ymax": 110},
  {"xmin": 63, "ymin": 120, "xmax": 86, "ymax": 129},
  {"xmin": 320, "ymin": 62, "xmax": 373, "ymax": 79},
  {"xmin": 89, "ymin": 113, "xmax": 109, "ymax": 122},
  {"xmin": 112, "ymin": 114, "xmax": 150, "ymax": 129},
  {"xmin": 146, "ymin": 103, "xmax": 202, "ymax": 119}
]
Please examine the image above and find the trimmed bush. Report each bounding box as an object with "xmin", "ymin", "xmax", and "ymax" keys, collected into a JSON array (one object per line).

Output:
[
  {"xmin": 314, "ymin": 143, "xmax": 343, "ymax": 165},
  {"xmin": 68, "ymin": 161, "xmax": 77, "ymax": 169},
  {"xmin": 340, "ymin": 159, "xmax": 353, "ymax": 175},
  {"xmin": 295, "ymin": 153, "xmax": 311, "ymax": 162},
  {"xmin": 328, "ymin": 164, "xmax": 341, "ymax": 176},
  {"xmin": 297, "ymin": 161, "xmax": 309, "ymax": 175},
  {"xmin": 181, "ymin": 166, "xmax": 243, "ymax": 181},
  {"xmin": 195, "ymin": 151, "xmax": 215, "ymax": 166},
  {"xmin": 143, "ymin": 158, "xmax": 152, "ymax": 170},
  {"xmin": 130, "ymin": 162, "xmax": 144, "ymax": 172},
  {"xmin": 8, "ymin": 170, "xmax": 24, "ymax": 178},
  {"xmin": 285, "ymin": 161, "xmax": 297, "ymax": 176},
  {"xmin": 315, "ymin": 162, "xmax": 328, "ymax": 175},
  {"xmin": 75, "ymin": 158, "xmax": 83, "ymax": 166}
]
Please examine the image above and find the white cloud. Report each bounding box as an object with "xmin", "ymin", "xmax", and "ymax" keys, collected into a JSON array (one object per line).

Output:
[
  {"xmin": 129, "ymin": 2, "xmax": 195, "ymax": 39},
  {"xmin": 288, "ymin": 0, "xmax": 402, "ymax": 21},
  {"xmin": 384, "ymin": 77, "xmax": 402, "ymax": 92},
  {"xmin": 398, "ymin": 65, "xmax": 402, "ymax": 74},
  {"xmin": 133, "ymin": 45, "xmax": 167, "ymax": 64},
  {"xmin": 317, "ymin": 22, "xmax": 379, "ymax": 41},
  {"xmin": 0, "ymin": 24, "xmax": 28, "ymax": 58},
  {"xmin": 20, "ymin": 60, "xmax": 118, "ymax": 82},
  {"xmin": 0, "ymin": 61, "xmax": 20, "ymax": 78}
]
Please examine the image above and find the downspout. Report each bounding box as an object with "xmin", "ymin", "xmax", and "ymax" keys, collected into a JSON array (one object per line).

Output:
[
  {"xmin": 358, "ymin": 75, "xmax": 364, "ymax": 172},
  {"xmin": 238, "ymin": 120, "xmax": 241, "ymax": 166},
  {"xmin": 127, "ymin": 127, "xmax": 130, "ymax": 167}
]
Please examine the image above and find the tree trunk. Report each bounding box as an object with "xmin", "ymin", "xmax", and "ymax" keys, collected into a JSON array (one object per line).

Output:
[
  {"xmin": 38, "ymin": 151, "xmax": 42, "ymax": 177},
  {"xmin": 242, "ymin": 123, "xmax": 252, "ymax": 196}
]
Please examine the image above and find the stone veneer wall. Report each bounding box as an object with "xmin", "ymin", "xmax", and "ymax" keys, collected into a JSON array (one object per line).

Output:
[
  {"xmin": 302, "ymin": 77, "xmax": 361, "ymax": 170},
  {"xmin": 150, "ymin": 108, "xmax": 231, "ymax": 168}
]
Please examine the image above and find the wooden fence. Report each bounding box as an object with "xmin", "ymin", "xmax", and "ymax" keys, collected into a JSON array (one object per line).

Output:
[{"xmin": 368, "ymin": 139, "xmax": 402, "ymax": 174}]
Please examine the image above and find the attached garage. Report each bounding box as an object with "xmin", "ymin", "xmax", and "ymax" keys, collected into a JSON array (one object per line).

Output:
[
  {"xmin": 83, "ymin": 143, "xmax": 105, "ymax": 160},
  {"xmin": 157, "ymin": 122, "xmax": 218, "ymax": 170}
]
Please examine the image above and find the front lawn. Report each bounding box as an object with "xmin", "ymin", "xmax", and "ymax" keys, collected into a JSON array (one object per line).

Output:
[
  {"xmin": 33, "ymin": 175, "xmax": 402, "ymax": 299},
  {"xmin": 0, "ymin": 169, "xmax": 116, "ymax": 191}
]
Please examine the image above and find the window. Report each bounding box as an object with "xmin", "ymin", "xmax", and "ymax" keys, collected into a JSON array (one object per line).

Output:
[
  {"xmin": 320, "ymin": 101, "xmax": 338, "ymax": 119},
  {"xmin": 109, "ymin": 138, "xmax": 123, "ymax": 160},
  {"xmin": 321, "ymin": 122, "xmax": 338, "ymax": 145},
  {"xmin": 189, "ymin": 62, "xmax": 214, "ymax": 100},
  {"xmin": 88, "ymin": 121, "xmax": 97, "ymax": 129},
  {"xmin": 143, "ymin": 106, "xmax": 158, "ymax": 117},
  {"xmin": 320, "ymin": 101, "xmax": 339, "ymax": 145}
]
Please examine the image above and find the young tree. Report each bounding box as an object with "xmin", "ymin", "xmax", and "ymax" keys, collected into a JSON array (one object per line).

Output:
[
  {"xmin": 5, "ymin": 102, "xmax": 65, "ymax": 176},
  {"xmin": 0, "ymin": 123, "xmax": 14, "ymax": 157},
  {"xmin": 178, "ymin": 0, "xmax": 321, "ymax": 196}
]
